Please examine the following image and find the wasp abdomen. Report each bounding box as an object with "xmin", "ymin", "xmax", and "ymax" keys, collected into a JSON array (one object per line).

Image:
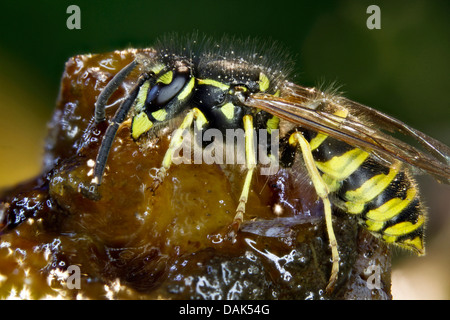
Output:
[{"xmin": 302, "ymin": 129, "xmax": 426, "ymax": 255}]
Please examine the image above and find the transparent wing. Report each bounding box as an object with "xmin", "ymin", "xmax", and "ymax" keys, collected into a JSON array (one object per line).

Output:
[{"xmin": 240, "ymin": 82, "xmax": 450, "ymax": 184}]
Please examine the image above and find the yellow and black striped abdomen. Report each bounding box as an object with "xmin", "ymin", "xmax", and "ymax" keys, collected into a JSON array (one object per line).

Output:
[{"xmin": 301, "ymin": 129, "xmax": 426, "ymax": 255}]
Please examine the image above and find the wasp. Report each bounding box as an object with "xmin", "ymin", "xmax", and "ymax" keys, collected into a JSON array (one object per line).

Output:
[{"xmin": 82, "ymin": 34, "xmax": 450, "ymax": 293}]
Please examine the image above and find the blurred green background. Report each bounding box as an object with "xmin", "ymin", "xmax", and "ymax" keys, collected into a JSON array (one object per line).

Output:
[{"xmin": 0, "ymin": 0, "xmax": 449, "ymax": 299}]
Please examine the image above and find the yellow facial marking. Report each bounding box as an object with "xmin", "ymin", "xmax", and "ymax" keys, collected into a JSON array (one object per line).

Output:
[
  {"xmin": 177, "ymin": 77, "xmax": 195, "ymax": 100},
  {"xmin": 221, "ymin": 102, "xmax": 235, "ymax": 120},
  {"xmin": 150, "ymin": 63, "xmax": 165, "ymax": 75},
  {"xmin": 157, "ymin": 71, "xmax": 173, "ymax": 85},
  {"xmin": 134, "ymin": 80, "xmax": 150, "ymax": 113},
  {"xmin": 151, "ymin": 109, "xmax": 168, "ymax": 122},
  {"xmin": 131, "ymin": 112, "xmax": 153, "ymax": 140}
]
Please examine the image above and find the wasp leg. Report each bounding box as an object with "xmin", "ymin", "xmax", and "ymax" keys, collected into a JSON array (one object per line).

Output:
[
  {"xmin": 289, "ymin": 131, "xmax": 339, "ymax": 293},
  {"xmin": 94, "ymin": 59, "xmax": 138, "ymax": 123},
  {"xmin": 82, "ymin": 73, "xmax": 150, "ymax": 200},
  {"xmin": 227, "ymin": 115, "xmax": 256, "ymax": 241},
  {"xmin": 151, "ymin": 108, "xmax": 208, "ymax": 191}
]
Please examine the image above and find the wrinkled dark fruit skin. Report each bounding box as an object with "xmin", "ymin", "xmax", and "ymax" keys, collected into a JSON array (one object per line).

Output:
[{"xmin": 0, "ymin": 49, "xmax": 391, "ymax": 299}]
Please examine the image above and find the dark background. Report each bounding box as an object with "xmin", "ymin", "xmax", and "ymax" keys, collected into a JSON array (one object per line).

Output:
[{"xmin": 0, "ymin": 0, "xmax": 449, "ymax": 299}]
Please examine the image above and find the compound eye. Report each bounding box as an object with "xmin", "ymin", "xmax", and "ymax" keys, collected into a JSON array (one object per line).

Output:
[{"xmin": 146, "ymin": 69, "xmax": 191, "ymax": 108}]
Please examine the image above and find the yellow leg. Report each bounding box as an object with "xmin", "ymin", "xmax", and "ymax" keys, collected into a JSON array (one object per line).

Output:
[
  {"xmin": 289, "ymin": 132, "xmax": 340, "ymax": 293},
  {"xmin": 151, "ymin": 108, "xmax": 208, "ymax": 190},
  {"xmin": 228, "ymin": 115, "xmax": 256, "ymax": 241}
]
